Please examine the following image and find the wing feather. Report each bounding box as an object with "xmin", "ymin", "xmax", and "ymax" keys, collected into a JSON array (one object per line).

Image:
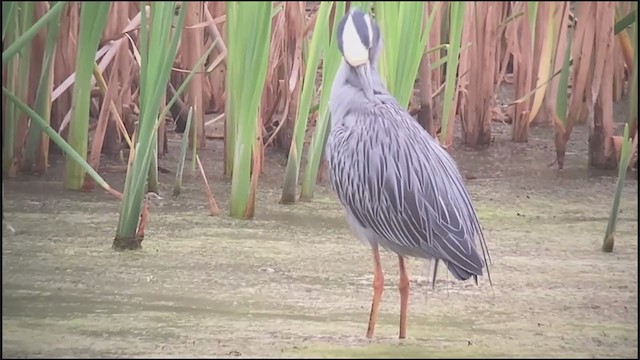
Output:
[{"xmin": 327, "ymin": 102, "xmax": 489, "ymax": 278}]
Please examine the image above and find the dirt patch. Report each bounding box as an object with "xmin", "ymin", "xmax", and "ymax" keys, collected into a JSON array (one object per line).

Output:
[{"xmin": 2, "ymin": 122, "xmax": 637, "ymax": 358}]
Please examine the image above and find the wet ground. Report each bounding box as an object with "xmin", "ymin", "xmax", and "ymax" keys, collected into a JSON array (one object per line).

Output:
[{"xmin": 2, "ymin": 121, "xmax": 638, "ymax": 358}]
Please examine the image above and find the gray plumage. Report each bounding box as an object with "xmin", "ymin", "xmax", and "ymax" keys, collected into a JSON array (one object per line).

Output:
[{"xmin": 326, "ymin": 9, "xmax": 491, "ymax": 284}]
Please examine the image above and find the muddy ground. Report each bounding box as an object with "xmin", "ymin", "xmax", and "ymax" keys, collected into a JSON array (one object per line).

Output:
[{"xmin": 2, "ymin": 120, "xmax": 638, "ymax": 358}]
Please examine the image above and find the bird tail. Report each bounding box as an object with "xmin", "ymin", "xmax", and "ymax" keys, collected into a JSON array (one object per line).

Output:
[{"xmin": 445, "ymin": 261, "xmax": 479, "ymax": 283}]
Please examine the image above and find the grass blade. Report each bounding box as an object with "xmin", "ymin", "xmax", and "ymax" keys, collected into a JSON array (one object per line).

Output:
[
  {"xmin": 226, "ymin": 1, "xmax": 274, "ymax": 219},
  {"xmin": 602, "ymin": 124, "xmax": 634, "ymax": 252},
  {"xmin": 2, "ymin": 1, "xmax": 67, "ymax": 64},
  {"xmin": 614, "ymin": 8, "xmax": 636, "ymax": 35},
  {"xmin": 63, "ymin": 1, "xmax": 111, "ymax": 190},
  {"xmin": 158, "ymin": 40, "xmax": 217, "ymax": 132},
  {"xmin": 555, "ymin": 30, "xmax": 572, "ymax": 130},
  {"xmin": 628, "ymin": 2, "xmax": 638, "ymax": 135},
  {"xmin": 8, "ymin": 1, "xmax": 35, "ymax": 177},
  {"xmin": 2, "ymin": 13, "xmax": 19, "ymax": 175},
  {"xmin": 528, "ymin": 3, "xmax": 554, "ymax": 124},
  {"xmin": 224, "ymin": 2, "xmax": 237, "ymax": 177},
  {"xmin": 280, "ymin": 1, "xmax": 331, "ymax": 204},
  {"xmin": 439, "ymin": 2, "xmax": 465, "ymax": 147},
  {"xmin": 114, "ymin": 2, "xmax": 187, "ymax": 250},
  {"xmin": 196, "ymin": 154, "xmax": 220, "ymax": 216},
  {"xmin": 375, "ymin": 1, "xmax": 435, "ymax": 109},
  {"xmin": 2, "ymin": 1, "xmax": 16, "ymax": 41},
  {"xmin": 2, "ymin": 87, "xmax": 121, "ymax": 198},
  {"xmin": 23, "ymin": 1, "xmax": 64, "ymax": 173},
  {"xmin": 300, "ymin": 1, "xmax": 347, "ymax": 201}
]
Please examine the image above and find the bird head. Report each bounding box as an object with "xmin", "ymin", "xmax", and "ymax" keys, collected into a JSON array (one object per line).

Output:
[{"xmin": 336, "ymin": 8, "xmax": 382, "ymax": 102}]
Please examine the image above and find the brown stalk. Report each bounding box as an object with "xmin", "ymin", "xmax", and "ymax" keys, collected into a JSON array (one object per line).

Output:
[
  {"xmin": 499, "ymin": 5, "xmax": 521, "ymax": 120},
  {"xmin": 590, "ymin": 3, "xmax": 612, "ymax": 107},
  {"xmin": 464, "ymin": 2, "xmax": 496, "ymax": 148},
  {"xmin": 530, "ymin": 3, "xmax": 551, "ymax": 111},
  {"xmin": 528, "ymin": 2, "xmax": 553, "ymax": 126},
  {"xmin": 287, "ymin": 6, "xmax": 306, "ymax": 107},
  {"xmin": 35, "ymin": 41, "xmax": 56, "ymax": 173},
  {"xmin": 544, "ymin": 2, "xmax": 570, "ymax": 130},
  {"xmin": 135, "ymin": 193, "xmax": 162, "ymax": 246},
  {"xmin": 195, "ymin": 154, "xmax": 220, "ymax": 216},
  {"xmin": 417, "ymin": 4, "xmax": 436, "ymax": 137},
  {"xmin": 167, "ymin": 82, "xmax": 189, "ymax": 127},
  {"xmin": 494, "ymin": 2, "xmax": 510, "ymax": 86},
  {"xmin": 567, "ymin": 2, "xmax": 595, "ymax": 126},
  {"xmin": 90, "ymin": 64, "xmax": 134, "ymax": 149},
  {"xmin": 19, "ymin": 1, "xmax": 49, "ymax": 174},
  {"xmin": 263, "ymin": 90, "xmax": 293, "ymax": 149},
  {"xmin": 117, "ymin": 2, "xmax": 135, "ymax": 133},
  {"xmin": 457, "ymin": 6, "xmax": 472, "ymax": 145},
  {"xmin": 55, "ymin": 9, "xmax": 147, "ymax": 135},
  {"xmin": 612, "ymin": 39, "xmax": 625, "ymax": 102},
  {"xmin": 483, "ymin": 4, "xmax": 500, "ymax": 135},
  {"xmin": 51, "ymin": 2, "xmax": 78, "ymax": 133},
  {"xmin": 200, "ymin": 38, "xmax": 215, "ymax": 113},
  {"xmin": 103, "ymin": 1, "xmax": 131, "ymax": 156},
  {"xmin": 135, "ymin": 197, "xmax": 149, "ymax": 244},
  {"xmin": 51, "ymin": 6, "xmax": 149, "ymax": 116},
  {"xmin": 555, "ymin": 2, "xmax": 595, "ymax": 169},
  {"xmin": 589, "ymin": 2, "xmax": 618, "ymax": 169},
  {"xmin": 51, "ymin": 42, "xmax": 107, "ymax": 104},
  {"xmin": 204, "ymin": 2, "xmax": 227, "ymax": 113},
  {"xmin": 10, "ymin": 3, "xmax": 45, "ymax": 177},
  {"xmin": 158, "ymin": 92, "xmax": 168, "ymax": 156},
  {"xmin": 272, "ymin": 2, "xmax": 305, "ymax": 152},
  {"xmin": 245, "ymin": 117, "xmax": 264, "ymax": 219},
  {"xmin": 495, "ymin": 29, "xmax": 514, "ymax": 88},
  {"xmin": 417, "ymin": 54, "xmax": 435, "ymax": 136},
  {"xmin": 10, "ymin": 92, "xmax": 32, "ymax": 175},
  {"xmin": 184, "ymin": 17, "xmax": 226, "ymax": 30},
  {"xmin": 52, "ymin": 6, "xmax": 147, "ymax": 105},
  {"xmin": 511, "ymin": 3, "xmax": 534, "ymax": 143},
  {"xmin": 616, "ymin": 20, "xmax": 634, "ymax": 73},
  {"xmin": 429, "ymin": 1, "xmax": 443, "ymax": 118},
  {"xmin": 262, "ymin": 1, "xmax": 327, "ymax": 156},
  {"xmin": 443, "ymin": 87, "xmax": 462, "ymax": 150},
  {"xmin": 261, "ymin": 6, "xmax": 287, "ymax": 151},
  {"xmin": 2, "ymin": 47, "xmax": 7, "ymax": 127},
  {"xmin": 182, "ymin": 2, "xmax": 206, "ymax": 149},
  {"xmin": 127, "ymin": 30, "xmax": 142, "ymax": 68},
  {"xmin": 284, "ymin": 1, "xmax": 306, "ymax": 151},
  {"xmin": 303, "ymin": 3, "xmax": 319, "ymax": 37},
  {"xmin": 88, "ymin": 52, "xmax": 120, "ymax": 176}
]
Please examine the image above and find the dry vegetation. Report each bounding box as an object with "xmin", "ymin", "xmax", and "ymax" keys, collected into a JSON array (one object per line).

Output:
[
  {"xmin": 4, "ymin": 2, "xmax": 636, "ymax": 170},
  {"xmin": 1, "ymin": 1, "xmax": 637, "ymax": 235}
]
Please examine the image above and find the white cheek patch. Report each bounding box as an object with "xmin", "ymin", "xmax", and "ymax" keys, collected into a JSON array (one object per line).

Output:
[{"xmin": 342, "ymin": 15, "xmax": 369, "ymax": 67}]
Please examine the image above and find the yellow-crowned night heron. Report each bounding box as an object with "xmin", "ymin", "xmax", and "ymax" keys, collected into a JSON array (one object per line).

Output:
[{"xmin": 326, "ymin": 8, "xmax": 492, "ymax": 339}]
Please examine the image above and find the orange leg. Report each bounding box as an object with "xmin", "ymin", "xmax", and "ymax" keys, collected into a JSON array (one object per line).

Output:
[
  {"xmin": 366, "ymin": 243, "xmax": 384, "ymax": 339},
  {"xmin": 398, "ymin": 255, "xmax": 410, "ymax": 339}
]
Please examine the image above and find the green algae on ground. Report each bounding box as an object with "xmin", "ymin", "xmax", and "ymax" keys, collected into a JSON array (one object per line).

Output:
[
  {"xmin": 2, "ymin": 122, "xmax": 638, "ymax": 358},
  {"xmin": 290, "ymin": 343, "xmax": 539, "ymax": 358}
]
